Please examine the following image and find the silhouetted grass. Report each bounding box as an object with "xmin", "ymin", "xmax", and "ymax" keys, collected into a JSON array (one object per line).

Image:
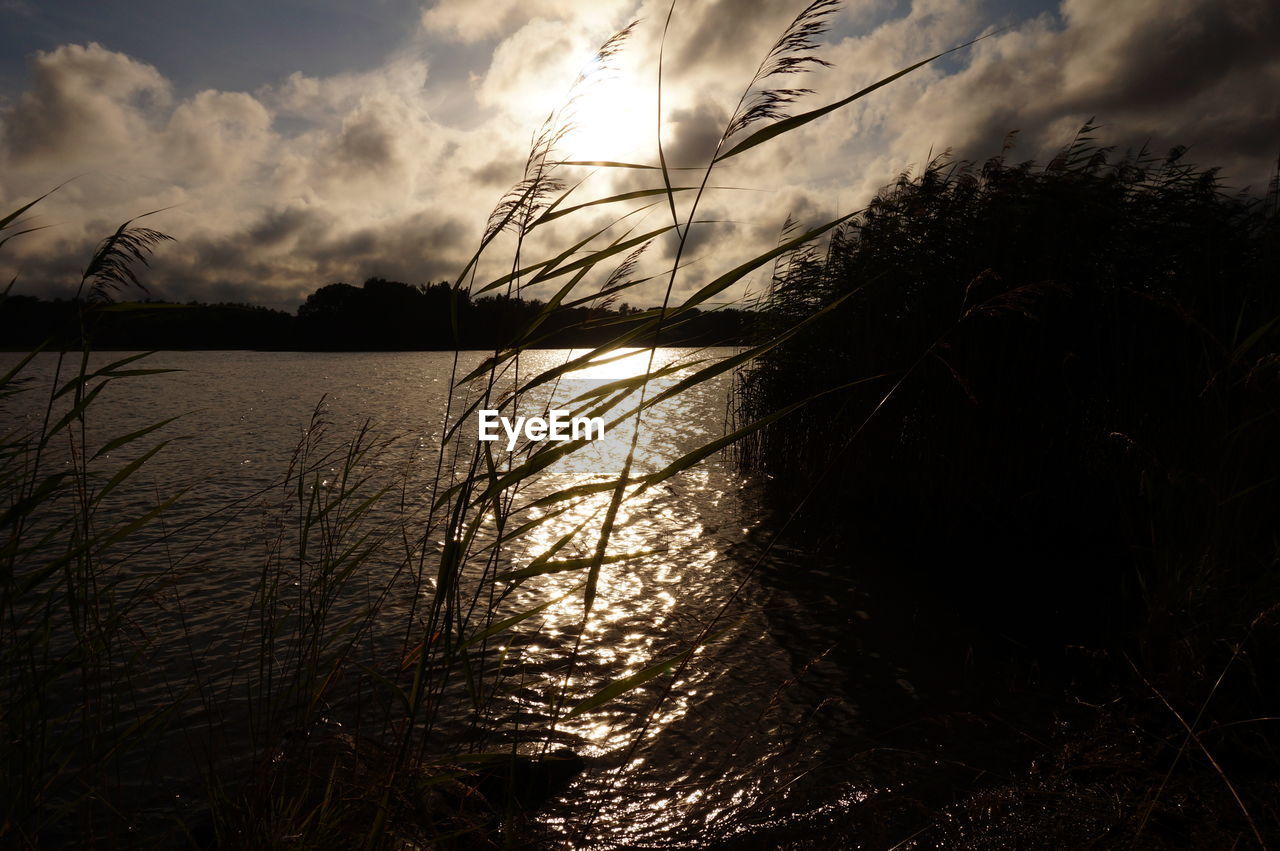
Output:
[{"xmin": 736, "ymin": 130, "xmax": 1280, "ymax": 845}]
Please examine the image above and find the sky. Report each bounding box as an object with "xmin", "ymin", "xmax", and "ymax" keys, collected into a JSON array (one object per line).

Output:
[{"xmin": 0, "ymin": 0, "xmax": 1276, "ymax": 311}]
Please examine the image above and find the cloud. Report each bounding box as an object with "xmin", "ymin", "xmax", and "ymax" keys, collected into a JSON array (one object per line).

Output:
[
  {"xmin": 663, "ymin": 102, "xmax": 729, "ymax": 168},
  {"xmin": 332, "ymin": 95, "xmax": 411, "ymax": 181},
  {"xmin": 0, "ymin": 0, "xmax": 34, "ymax": 17},
  {"xmin": 164, "ymin": 90, "xmax": 273, "ymax": 183},
  {"xmin": 246, "ymin": 204, "xmax": 331, "ymax": 251},
  {"xmin": 1, "ymin": 0, "xmax": 1276, "ymax": 313},
  {"xmin": 669, "ymin": 0, "xmax": 804, "ymax": 78},
  {"xmin": 0, "ymin": 44, "xmax": 483, "ymax": 310},
  {"xmin": 819, "ymin": 0, "xmax": 1280, "ymax": 195},
  {"xmin": 421, "ymin": 0, "xmax": 627, "ymax": 45},
  {"xmin": 4, "ymin": 42, "xmax": 170, "ymax": 166}
]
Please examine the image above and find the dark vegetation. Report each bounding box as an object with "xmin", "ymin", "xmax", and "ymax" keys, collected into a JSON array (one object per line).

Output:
[
  {"xmin": 736, "ymin": 132, "xmax": 1280, "ymax": 845},
  {"xmin": 6, "ymin": 0, "xmax": 1278, "ymax": 841},
  {"xmin": 0, "ymin": 277, "xmax": 753, "ymax": 351}
]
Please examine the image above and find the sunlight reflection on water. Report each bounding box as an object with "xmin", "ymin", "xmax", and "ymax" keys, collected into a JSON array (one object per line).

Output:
[
  {"xmin": 463, "ymin": 348, "xmax": 817, "ymax": 845},
  {"xmin": 464, "ymin": 349, "xmax": 735, "ymax": 765}
]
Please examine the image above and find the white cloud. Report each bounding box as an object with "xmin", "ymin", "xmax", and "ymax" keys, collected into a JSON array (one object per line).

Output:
[
  {"xmin": 164, "ymin": 90, "xmax": 273, "ymax": 183},
  {"xmin": 4, "ymin": 42, "xmax": 170, "ymax": 167}
]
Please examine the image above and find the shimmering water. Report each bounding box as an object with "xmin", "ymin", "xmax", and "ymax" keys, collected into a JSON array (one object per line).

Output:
[{"xmin": 2, "ymin": 348, "xmax": 917, "ymax": 847}]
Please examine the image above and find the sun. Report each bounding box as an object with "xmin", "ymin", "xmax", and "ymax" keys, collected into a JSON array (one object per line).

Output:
[{"xmin": 560, "ymin": 72, "xmax": 656, "ymax": 162}]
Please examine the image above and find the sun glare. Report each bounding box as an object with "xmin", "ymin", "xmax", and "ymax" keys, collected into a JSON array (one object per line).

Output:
[
  {"xmin": 562, "ymin": 73, "xmax": 655, "ymax": 161},
  {"xmin": 564, "ymin": 347, "xmax": 655, "ymax": 380}
]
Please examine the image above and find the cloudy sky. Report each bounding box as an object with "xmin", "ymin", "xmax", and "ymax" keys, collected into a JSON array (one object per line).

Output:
[{"xmin": 1, "ymin": 0, "xmax": 1276, "ymax": 311}]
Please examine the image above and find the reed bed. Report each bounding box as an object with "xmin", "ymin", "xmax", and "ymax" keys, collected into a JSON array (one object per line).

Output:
[
  {"xmin": 734, "ymin": 130, "xmax": 1280, "ymax": 845},
  {"xmin": 0, "ymin": 2, "xmax": 991, "ymax": 846}
]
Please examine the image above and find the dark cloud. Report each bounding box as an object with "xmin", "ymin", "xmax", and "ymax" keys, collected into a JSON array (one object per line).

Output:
[
  {"xmin": 670, "ymin": 0, "xmax": 799, "ymax": 79},
  {"xmin": 5, "ymin": 233, "xmax": 86, "ymax": 299},
  {"xmin": 309, "ymin": 210, "xmax": 468, "ymax": 283},
  {"xmin": 469, "ymin": 155, "xmax": 522, "ymax": 187},
  {"xmin": 336, "ymin": 107, "xmax": 401, "ymax": 175},
  {"xmin": 246, "ymin": 205, "xmax": 331, "ymax": 249},
  {"xmin": 159, "ymin": 276, "xmax": 282, "ymax": 307},
  {"xmin": 1053, "ymin": 1, "xmax": 1278, "ymax": 117},
  {"xmin": 663, "ymin": 102, "xmax": 728, "ymax": 168},
  {"xmin": 875, "ymin": 0, "xmax": 1280, "ymax": 191}
]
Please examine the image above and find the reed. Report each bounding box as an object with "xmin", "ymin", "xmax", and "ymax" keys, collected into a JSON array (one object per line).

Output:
[
  {"xmin": 1, "ymin": 2, "xmax": 985, "ymax": 846},
  {"xmin": 735, "ymin": 131, "xmax": 1280, "ymax": 844}
]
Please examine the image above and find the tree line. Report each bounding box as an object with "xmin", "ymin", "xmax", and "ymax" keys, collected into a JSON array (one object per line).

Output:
[{"xmin": 0, "ymin": 277, "xmax": 755, "ymax": 350}]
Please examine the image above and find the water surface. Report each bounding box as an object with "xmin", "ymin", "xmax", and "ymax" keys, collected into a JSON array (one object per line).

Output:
[{"xmin": 2, "ymin": 348, "xmax": 912, "ymax": 847}]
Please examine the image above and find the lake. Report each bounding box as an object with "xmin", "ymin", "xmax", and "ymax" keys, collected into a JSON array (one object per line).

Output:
[{"xmin": 1, "ymin": 348, "xmax": 911, "ymax": 847}]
